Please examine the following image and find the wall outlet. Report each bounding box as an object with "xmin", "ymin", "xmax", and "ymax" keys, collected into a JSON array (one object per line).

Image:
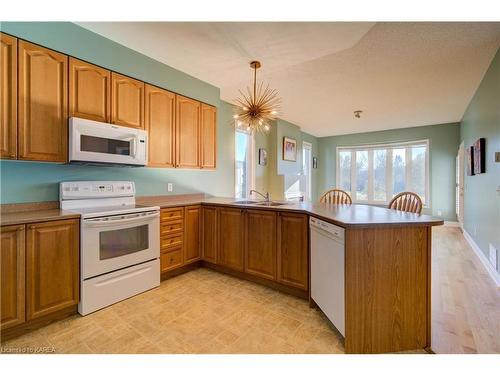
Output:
[
  {"xmin": 489, "ymin": 244, "xmax": 498, "ymax": 271},
  {"xmin": 167, "ymin": 183, "xmax": 173, "ymax": 192},
  {"xmin": 437, "ymin": 210, "xmax": 442, "ymax": 217}
]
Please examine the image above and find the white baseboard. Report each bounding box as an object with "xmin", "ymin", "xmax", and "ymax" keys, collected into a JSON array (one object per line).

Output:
[
  {"xmin": 444, "ymin": 221, "xmax": 460, "ymax": 227},
  {"xmin": 462, "ymin": 230, "xmax": 500, "ymax": 288}
]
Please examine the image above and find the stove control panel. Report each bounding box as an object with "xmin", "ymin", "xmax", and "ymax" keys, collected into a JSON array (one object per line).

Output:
[{"xmin": 60, "ymin": 181, "xmax": 135, "ymax": 200}]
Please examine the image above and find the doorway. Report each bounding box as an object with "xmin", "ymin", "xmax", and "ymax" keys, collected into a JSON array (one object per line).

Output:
[
  {"xmin": 456, "ymin": 142, "xmax": 464, "ymax": 227},
  {"xmin": 302, "ymin": 142, "xmax": 312, "ymax": 201}
]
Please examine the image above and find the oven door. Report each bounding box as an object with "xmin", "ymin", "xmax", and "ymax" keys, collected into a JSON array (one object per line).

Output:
[
  {"xmin": 81, "ymin": 210, "xmax": 160, "ymax": 279},
  {"xmin": 69, "ymin": 117, "xmax": 147, "ymax": 166}
]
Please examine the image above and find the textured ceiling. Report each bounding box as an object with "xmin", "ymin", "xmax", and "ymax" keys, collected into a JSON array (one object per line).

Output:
[{"xmin": 77, "ymin": 22, "xmax": 500, "ymax": 137}]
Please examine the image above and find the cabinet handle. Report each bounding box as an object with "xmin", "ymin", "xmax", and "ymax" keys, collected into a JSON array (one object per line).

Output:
[
  {"xmin": 18, "ymin": 227, "xmax": 24, "ymax": 231},
  {"xmin": 29, "ymin": 225, "xmax": 35, "ymax": 229}
]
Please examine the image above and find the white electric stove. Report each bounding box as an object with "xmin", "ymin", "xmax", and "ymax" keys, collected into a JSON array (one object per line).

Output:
[{"xmin": 60, "ymin": 181, "xmax": 160, "ymax": 316}]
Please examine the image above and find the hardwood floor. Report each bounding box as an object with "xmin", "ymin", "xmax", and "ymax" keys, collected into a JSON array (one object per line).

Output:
[
  {"xmin": 1, "ymin": 226, "xmax": 498, "ymax": 354},
  {"xmin": 431, "ymin": 226, "xmax": 500, "ymax": 354}
]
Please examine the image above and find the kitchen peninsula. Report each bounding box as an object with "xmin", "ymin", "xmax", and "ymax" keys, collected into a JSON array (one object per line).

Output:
[{"xmin": 1, "ymin": 195, "xmax": 443, "ymax": 353}]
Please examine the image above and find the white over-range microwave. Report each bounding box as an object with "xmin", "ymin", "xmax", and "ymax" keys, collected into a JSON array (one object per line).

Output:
[{"xmin": 69, "ymin": 117, "xmax": 148, "ymax": 166}]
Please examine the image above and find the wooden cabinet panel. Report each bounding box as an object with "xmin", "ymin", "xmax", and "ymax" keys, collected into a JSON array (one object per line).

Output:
[
  {"xmin": 1, "ymin": 225, "xmax": 25, "ymax": 330},
  {"xmin": 200, "ymin": 104, "xmax": 216, "ymax": 169},
  {"xmin": 161, "ymin": 207, "xmax": 184, "ymax": 222},
  {"xmin": 160, "ymin": 248, "xmax": 183, "ymax": 272},
  {"xmin": 175, "ymin": 95, "xmax": 200, "ymax": 168},
  {"xmin": 218, "ymin": 208, "xmax": 245, "ymax": 271},
  {"xmin": 345, "ymin": 226, "xmax": 429, "ymax": 354},
  {"xmin": 26, "ymin": 219, "xmax": 79, "ymax": 320},
  {"xmin": 69, "ymin": 57, "xmax": 111, "ymax": 122},
  {"xmin": 18, "ymin": 40, "xmax": 68, "ymax": 162},
  {"xmin": 245, "ymin": 209, "xmax": 277, "ymax": 280},
  {"xmin": 201, "ymin": 206, "xmax": 218, "ymax": 263},
  {"xmin": 184, "ymin": 205, "xmax": 201, "ymax": 264},
  {"xmin": 111, "ymin": 72, "xmax": 144, "ymax": 129},
  {"xmin": 0, "ymin": 33, "xmax": 17, "ymax": 159},
  {"xmin": 161, "ymin": 234, "xmax": 183, "ymax": 251},
  {"xmin": 161, "ymin": 220, "xmax": 183, "ymax": 236},
  {"xmin": 277, "ymin": 212, "xmax": 308, "ymax": 290},
  {"xmin": 145, "ymin": 84, "xmax": 175, "ymax": 167}
]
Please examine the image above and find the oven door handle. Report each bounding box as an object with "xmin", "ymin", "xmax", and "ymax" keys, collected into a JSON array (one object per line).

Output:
[{"xmin": 83, "ymin": 211, "xmax": 159, "ymax": 227}]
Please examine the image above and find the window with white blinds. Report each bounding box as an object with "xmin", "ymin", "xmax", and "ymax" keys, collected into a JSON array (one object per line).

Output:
[{"xmin": 336, "ymin": 140, "xmax": 429, "ymax": 205}]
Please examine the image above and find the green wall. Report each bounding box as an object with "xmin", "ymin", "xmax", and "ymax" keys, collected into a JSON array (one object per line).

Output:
[
  {"xmin": 317, "ymin": 123, "xmax": 461, "ymax": 220},
  {"xmin": 460, "ymin": 48, "xmax": 499, "ymax": 262},
  {"xmin": 0, "ymin": 22, "xmax": 235, "ymax": 203}
]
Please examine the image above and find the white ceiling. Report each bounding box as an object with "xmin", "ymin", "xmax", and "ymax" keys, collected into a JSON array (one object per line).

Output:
[{"xmin": 77, "ymin": 22, "xmax": 500, "ymax": 137}]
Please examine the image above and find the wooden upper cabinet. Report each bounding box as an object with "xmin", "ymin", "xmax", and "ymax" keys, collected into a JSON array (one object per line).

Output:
[
  {"xmin": 69, "ymin": 57, "xmax": 111, "ymax": 122},
  {"xmin": 175, "ymin": 95, "xmax": 200, "ymax": 168},
  {"xmin": 200, "ymin": 104, "xmax": 217, "ymax": 169},
  {"xmin": 245, "ymin": 209, "xmax": 277, "ymax": 280},
  {"xmin": 218, "ymin": 208, "xmax": 245, "ymax": 271},
  {"xmin": 18, "ymin": 40, "xmax": 68, "ymax": 162},
  {"xmin": 277, "ymin": 212, "xmax": 308, "ymax": 290},
  {"xmin": 0, "ymin": 33, "xmax": 17, "ymax": 159},
  {"xmin": 26, "ymin": 219, "xmax": 79, "ymax": 320},
  {"xmin": 145, "ymin": 84, "xmax": 175, "ymax": 167},
  {"xmin": 111, "ymin": 72, "xmax": 145, "ymax": 129},
  {"xmin": 201, "ymin": 206, "xmax": 218, "ymax": 263},
  {"xmin": 1, "ymin": 225, "xmax": 25, "ymax": 330},
  {"xmin": 184, "ymin": 205, "xmax": 201, "ymax": 264}
]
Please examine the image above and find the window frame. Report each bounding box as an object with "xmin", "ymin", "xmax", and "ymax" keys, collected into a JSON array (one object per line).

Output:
[
  {"xmin": 302, "ymin": 141, "xmax": 313, "ymax": 202},
  {"xmin": 234, "ymin": 129, "xmax": 255, "ymax": 199},
  {"xmin": 336, "ymin": 139, "xmax": 430, "ymax": 207}
]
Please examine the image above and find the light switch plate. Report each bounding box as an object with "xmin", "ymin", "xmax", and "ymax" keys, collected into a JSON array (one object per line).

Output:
[{"xmin": 167, "ymin": 183, "xmax": 173, "ymax": 192}]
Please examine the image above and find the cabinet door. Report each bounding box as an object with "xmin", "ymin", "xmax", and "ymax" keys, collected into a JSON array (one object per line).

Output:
[
  {"xmin": 69, "ymin": 57, "xmax": 111, "ymax": 122},
  {"xmin": 0, "ymin": 33, "xmax": 17, "ymax": 159},
  {"xmin": 18, "ymin": 40, "xmax": 68, "ymax": 162},
  {"xmin": 26, "ymin": 219, "xmax": 79, "ymax": 320},
  {"xmin": 145, "ymin": 84, "xmax": 175, "ymax": 167},
  {"xmin": 277, "ymin": 212, "xmax": 308, "ymax": 290},
  {"xmin": 218, "ymin": 208, "xmax": 245, "ymax": 271},
  {"xmin": 200, "ymin": 104, "xmax": 217, "ymax": 169},
  {"xmin": 175, "ymin": 95, "xmax": 200, "ymax": 168},
  {"xmin": 1, "ymin": 225, "xmax": 25, "ymax": 330},
  {"xmin": 245, "ymin": 209, "xmax": 277, "ymax": 280},
  {"xmin": 184, "ymin": 205, "xmax": 201, "ymax": 264},
  {"xmin": 111, "ymin": 72, "xmax": 144, "ymax": 129},
  {"xmin": 202, "ymin": 206, "xmax": 218, "ymax": 263}
]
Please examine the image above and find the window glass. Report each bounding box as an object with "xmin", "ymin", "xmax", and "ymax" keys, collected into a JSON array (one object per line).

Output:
[
  {"xmin": 355, "ymin": 151, "xmax": 368, "ymax": 201},
  {"xmin": 392, "ymin": 148, "xmax": 406, "ymax": 196},
  {"xmin": 411, "ymin": 146, "xmax": 426, "ymax": 203},
  {"xmin": 373, "ymin": 149, "xmax": 387, "ymax": 201},
  {"xmin": 339, "ymin": 151, "xmax": 351, "ymax": 192},
  {"xmin": 235, "ymin": 131, "xmax": 250, "ymax": 199}
]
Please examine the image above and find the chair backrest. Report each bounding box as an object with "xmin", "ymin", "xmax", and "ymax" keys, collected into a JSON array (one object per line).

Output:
[
  {"xmin": 388, "ymin": 192, "xmax": 423, "ymax": 214},
  {"xmin": 320, "ymin": 189, "xmax": 352, "ymax": 204}
]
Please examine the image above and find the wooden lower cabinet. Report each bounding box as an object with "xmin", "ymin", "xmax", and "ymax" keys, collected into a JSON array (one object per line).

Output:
[
  {"xmin": 26, "ymin": 219, "xmax": 79, "ymax": 320},
  {"xmin": 1, "ymin": 225, "xmax": 25, "ymax": 330},
  {"xmin": 277, "ymin": 212, "xmax": 308, "ymax": 291},
  {"xmin": 184, "ymin": 205, "xmax": 201, "ymax": 264},
  {"xmin": 201, "ymin": 206, "xmax": 218, "ymax": 263},
  {"xmin": 160, "ymin": 247, "xmax": 183, "ymax": 272},
  {"xmin": 218, "ymin": 208, "xmax": 245, "ymax": 271},
  {"xmin": 245, "ymin": 209, "xmax": 277, "ymax": 280}
]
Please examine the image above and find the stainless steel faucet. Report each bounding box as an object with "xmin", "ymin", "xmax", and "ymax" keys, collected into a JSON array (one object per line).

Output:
[{"xmin": 250, "ymin": 189, "xmax": 270, "ymax": 202}]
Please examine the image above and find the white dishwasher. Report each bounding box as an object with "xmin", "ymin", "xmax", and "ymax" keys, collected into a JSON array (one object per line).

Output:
[{"xmin": 310, "ymin": 216, "xmax": 345, "ymax": 336}]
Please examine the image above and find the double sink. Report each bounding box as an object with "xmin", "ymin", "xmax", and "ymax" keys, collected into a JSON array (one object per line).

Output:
[{"xmin": 234, "ymin": 200, "xmax": 290, "ymax": 207}]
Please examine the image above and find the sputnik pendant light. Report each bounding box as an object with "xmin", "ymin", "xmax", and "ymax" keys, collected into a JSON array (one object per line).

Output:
[{"xmin": 233, "ymin": 61, "xmax": 281, "ymax": 133}]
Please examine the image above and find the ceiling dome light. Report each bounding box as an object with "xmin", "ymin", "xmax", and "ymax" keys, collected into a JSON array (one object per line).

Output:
[{"xmin": 233, "ymin": 61, "xmax": 281, "ymax": 134}]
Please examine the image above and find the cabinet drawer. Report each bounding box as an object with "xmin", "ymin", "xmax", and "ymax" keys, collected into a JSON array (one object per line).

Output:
[
  {"xmin": 161, "ymin": 220, "xmax": 183, "ymax": 236},
  {"xmin": 160, "ymin": 248, "xmax": 183, "ymax": 272},
  {"xmin": 161, "ymin": 207, "xmax": 184, "ymax": 222},
  {"xmin": 161, "ymin": 234, "xmax": 183, "ymax": 250}
]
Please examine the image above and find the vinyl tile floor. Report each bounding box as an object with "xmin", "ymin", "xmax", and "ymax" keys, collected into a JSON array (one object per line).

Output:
[{"xmin": 1, "ymin": 267, "xmax": 345, "ymax": 354}]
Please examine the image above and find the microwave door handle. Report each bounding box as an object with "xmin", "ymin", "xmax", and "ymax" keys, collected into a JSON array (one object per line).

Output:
[
  {"xmin": 129, "ymin": 138, "xmax": 137, "ymax": 157},
  {"xmin": 84, "ymin": 212, "xmax": 159, "ymax": 227}
]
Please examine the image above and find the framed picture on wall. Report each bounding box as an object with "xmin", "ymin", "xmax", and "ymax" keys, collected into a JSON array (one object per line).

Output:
[
  {"xmin": 473, "ymin": 138, "xmax": 486, "ymax": 174},
  {"xmin": 313, "ymin": 157, "xmax": 318, "ymax": 169},
  {"xmin": 259, "ymin": 148, "xmax": 267, "ymax": 166},
  {"xmin": 466, "ymin": 146, "xmax": 475, "ymax": 176},
  {"xmin": 283, "ymin": 137, "xmax": 297, "ymax": 161}
]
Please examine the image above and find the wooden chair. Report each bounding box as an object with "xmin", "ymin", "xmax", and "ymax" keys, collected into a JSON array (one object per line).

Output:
[
  {"xmin": 319, "ymin": 189, "xmax": 352, "ymax": 204},
  {"xmin": 388, "ymin": 192, "xmax": 423, "ymax": 214}
]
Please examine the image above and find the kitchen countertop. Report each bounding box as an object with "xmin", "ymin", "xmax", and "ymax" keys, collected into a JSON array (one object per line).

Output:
[
  {"xmin": 1, "ymin": 195, "xmax": 444, "ymax": 228},
  {"xmin": 0, "ymin": 209, "xmax": 81, "ymax": 226}
]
